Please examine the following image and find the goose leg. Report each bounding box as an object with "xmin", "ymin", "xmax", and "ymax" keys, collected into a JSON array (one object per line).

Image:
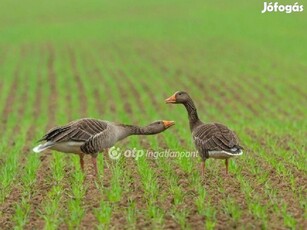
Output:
[
  {"xmin": 201, "ymin": 160, "xmax": 206, "ymax": 176},
  {"xmin": 225, "ymin": 159, "xmax": 229, "ymax": 175},
  {"xmin": 92, "ymin": 156, "xmax": 98, "ymax": 176},
  {"xmin": 79, "ymin": 154, "xmax": 84, "ymax": 172}
]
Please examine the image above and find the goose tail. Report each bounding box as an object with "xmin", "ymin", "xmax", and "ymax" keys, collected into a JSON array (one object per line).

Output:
[{"xmin": 33, "ymin": 142, "xmax": 54, "ymax": 153}]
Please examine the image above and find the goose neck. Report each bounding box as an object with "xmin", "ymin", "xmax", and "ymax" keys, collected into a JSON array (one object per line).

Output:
[{"xmin": 183, "ymin": 98, "xmax": 200, "ymax": 129}]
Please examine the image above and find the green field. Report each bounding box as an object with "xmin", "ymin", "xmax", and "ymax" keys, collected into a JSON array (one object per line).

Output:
[{"xmin": 0, "ymin": 0, "xmax": 306, "ymax": 229}]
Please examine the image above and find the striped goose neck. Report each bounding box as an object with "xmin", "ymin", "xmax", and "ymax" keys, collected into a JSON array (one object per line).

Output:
[
  {"xmin": 122, "ymin": 125, "xmax": 153, "ymax": 135},
  {"xmin": 183, "ymin": 98, "xmax": 200, "ymax": 129}
]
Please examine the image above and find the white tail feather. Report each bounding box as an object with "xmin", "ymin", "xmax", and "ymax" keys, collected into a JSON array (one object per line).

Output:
[
  {"xmin": 33, "ymin": 142, "xmax": 54, "ymax": 153},
  {"xmin": 208, "ymin": 150, "xmax": 243, "ymax": 159}
]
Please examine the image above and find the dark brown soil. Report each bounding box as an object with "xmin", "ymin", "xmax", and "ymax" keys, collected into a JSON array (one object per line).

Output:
[
  {"xmin": 0, "ymin": 47, "xmax": 42, "ymax": 229},
  {"xmin": 134, "ymin": 48, "xmax": 306, "ymax": 229},
  {"xmin": 67, "ymin": 46, "xmax": 88, "ymax": 117},
  {"xmin": 245, "ymin": 129, "xmax": 306, "ymax": 228},
  {"xmin": 24, "ymin": 45, "xmax": 59, "ymax": 229},
  {"xmin": 77, "ymin": 48, "xmax": 106, "ymax": 228},
  {"xmin": 1, "ymin": 65, "xmax": 20, "ymax": 129},
  {"xmin": 1, "ymin": 43, "xmax": 305, "ymax": 230}
]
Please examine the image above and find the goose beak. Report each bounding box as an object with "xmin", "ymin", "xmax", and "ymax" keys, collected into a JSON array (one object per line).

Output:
[
  {"xmin": 165, "ymin": 94, "xmax": 176, "ymax": 103},
  {"xmin": 163, "ymin": 120, "xmax": 175, "ymax": 128}
]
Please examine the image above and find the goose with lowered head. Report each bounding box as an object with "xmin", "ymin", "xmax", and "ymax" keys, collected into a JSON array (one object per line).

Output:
[{"xmin": 33, "ymin": 118, "xmax": 175, "ymax": 175}]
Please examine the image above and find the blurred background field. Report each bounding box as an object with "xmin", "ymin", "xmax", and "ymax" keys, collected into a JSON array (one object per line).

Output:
[{"xmin": 0, "ymin": 0, "xmax": 306, "ymax": 229}]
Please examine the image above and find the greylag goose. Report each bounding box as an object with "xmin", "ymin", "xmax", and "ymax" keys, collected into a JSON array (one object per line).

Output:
[
  {"xmin": 33, "ymin": 118, "xmax": 175, "ymax": 175},
  {"xmin": 165, "ymin": 91, "xmax": 243, "ymax": 175}
]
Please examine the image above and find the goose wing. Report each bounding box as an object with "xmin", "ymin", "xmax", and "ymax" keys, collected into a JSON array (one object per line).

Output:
[
  {"xmin": 80, "ymin": 126, "xmax": 112, "ymax": 154},
  {"xmin": 193, "ymin": 123, "xmax": 242, "ymax": 153},
  {"xmin": 39, "ymin": 118, "xmax": 108, "ymax": 143}
]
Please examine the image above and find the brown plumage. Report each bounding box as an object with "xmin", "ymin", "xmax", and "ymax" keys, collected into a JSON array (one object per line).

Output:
[
  {"xmin": 34, "ymin": 118, "xmax": 175, "ymax": 176},
  {"xmin": 39, "ymin": 119, "xmax": 108, "ymax": 143},
  {"xmin": 165, "ymin": 91, "xmax": 243, "ymax": 175}
]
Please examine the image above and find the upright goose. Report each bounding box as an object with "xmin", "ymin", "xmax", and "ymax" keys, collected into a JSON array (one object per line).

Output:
[
  {"xmin": 165, "ymin": 91, "xmax": 243, "ymax": 175},
  {"xmin": 33, "ymin": 118, "xmax": 175, "ymax": 175}
]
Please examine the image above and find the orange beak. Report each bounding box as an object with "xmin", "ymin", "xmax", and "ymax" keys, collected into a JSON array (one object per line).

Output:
[
  {"xmin": 163, "ymin": 120, "xmax": 175, "ymax": 128},
  {"xmin": 165, "ymin": 94, "xmax": 177, "ymax": 103}
]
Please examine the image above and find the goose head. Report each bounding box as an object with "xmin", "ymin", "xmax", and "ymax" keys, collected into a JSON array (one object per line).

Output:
[
  {"xmin": 165, "ymin": 91, "xmax": 190, "ymax": 104},
  {"xmin": 146, "ymin": 120, "xmax": 175, "ymax": 134}
]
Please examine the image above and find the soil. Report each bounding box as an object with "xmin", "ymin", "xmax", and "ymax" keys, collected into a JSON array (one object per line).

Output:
[
  {"xmin": 1, "ymin": 43, "xmax": 306, "ymax": 230},
  {"xmin": 67, "ymin": 47, "xmax": 88, "ymax": 117},
  {"xmin": 0, "ymin": 47, "xmax": 42, "ymax": 229}
]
